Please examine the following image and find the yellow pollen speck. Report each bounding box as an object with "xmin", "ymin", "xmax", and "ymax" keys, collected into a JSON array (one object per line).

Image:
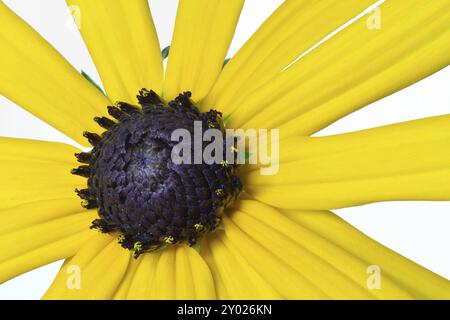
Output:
[
  {"xmin": 194, "ymin": 223, "xmax": 204, "ymax": 232},
  {"xmin": 134, "ymin": 242, "xmax": 143, "ymax": 252},
  {"xmin": 215, "ymin": 189, "xmax": 224, "ymax": 197},
  {"xmin": 164, "ymin": 236, "xmax": 175, "ymax": 244},
  {"xmin": 221, "ymin": 160, "xmax": 229, "ymax": 167},
  {"xmin": 118, "ymin": 234, "xmax": 125, "ymax": 243},
  {"xmin": 91, "ymin": 224, "xmax": 102, "ymax": 232},
  {"xmin": 231, "ymin": 146, "xmax": 238, "ymax": 153}
]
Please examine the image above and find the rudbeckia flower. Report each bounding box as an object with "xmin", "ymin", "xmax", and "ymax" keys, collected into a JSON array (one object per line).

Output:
[{"xmin": 0, "ymin": 0, "xmax": 449, "ymax": 300}]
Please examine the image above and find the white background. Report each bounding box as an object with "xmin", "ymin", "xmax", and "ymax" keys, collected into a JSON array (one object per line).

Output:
[{"xmin": 0, "ymin": 0, "xmax": 449, "ymax": 299}]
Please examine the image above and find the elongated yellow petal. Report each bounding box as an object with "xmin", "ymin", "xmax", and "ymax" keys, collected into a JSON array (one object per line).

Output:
[
  {"xmin": 232, "ymin": 201, "xmax": 417, "ymax": 299},
  {"xmin": 0, "ymin": 137, "xmax": 80, "ymax": 164},
  {"xmin": 283, "ymin": 209, "xmax": 450, "ymax": 299},
  {"xmin": 113, "ymin": 257, "xmax": 142, "ymax": 300},
  {"xmin": 226, "ymin": 0, "xmax": 450, "ymax": 134},
  {"xmin": 0, "ymin": 143, "xmax": 85, "ymax": 210},
  {"xmin": 125, "ymin": 246, "xmax": 215, "ymax": 300},
  {"xmin": 43, "ymin": 232, "xmax": 112, "ymax": 299},
  {"xmin": 156, "ymin": 246, "xmax": 215, "ymax": 300},
  {"xmin": 203, "ymin": 0, "xmax": 375, "ymax": 111},
  {"xmin": 0, "ymin": 198, "xmax": 84, "ymax": 234},
  {"xmin": 0, "ymin": 230, "xmax": 94, "ymax": 285},
  {"xmin": 199, "ymin": 240, "xmax": 230, "ymax": 300},
  {"xmin": 226, "ymin": 204, "xmax": 378, "ymax": 299},
  {"xmin": 0, "ymin": 160, "xmax": 81, "ymax": 188},
  {"xmin": 44, "ymin": 234, "xmax": 130, "ymax": 300},
  {"xmin": 126, "ymin": 252, "xmax": 159, "ymax": 300},
  {"xmin": 183, "ymin": 245, "xmax": 216, "ymax": 299},
  {"xmin": 0, "ymin": 211, "xmax": 97, "ymax": 284},
  {"xmin": 164, "ymin": 0, "xmax": 244, "ymax": 102},
  {"xmin": 245, "ymin": 114, "xmax": 450, "ymax": 210},
  {"xmin": 0, "ymin": 188, "xmax": 81, "ymax": 212},
  {"xmin": 67, "ymin": 240, "xmax": 130, "ymax": 300},
  {"xmin": 0, "ymin": 3, "xmax": 109, "ymax": 146},
  {"xmin": 174, "ymin": 246, "xmax": 194, "ymax": 299},
  {"xmin": 0, "ymin": 211, "xmax": 96, "ymax": 263},
  {"xmin": 222, "ymin": 214, "xmax": 328, "ymax": 299},
  {"xmin": 153, "ymin": 246, "xmax": 177, "ymax": 299},
  {"xmin": 66, "ymin": 0, "xmax": 163, "ymax": 103},
  {"xmin": 201, "ymin": 232, "xmax": 282, "ymax": 299}
]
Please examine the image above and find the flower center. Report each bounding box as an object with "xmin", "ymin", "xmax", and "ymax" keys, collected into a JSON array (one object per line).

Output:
[{"xmin": 72, "ymin": 90, "xmax": 242, "ymax": 257}]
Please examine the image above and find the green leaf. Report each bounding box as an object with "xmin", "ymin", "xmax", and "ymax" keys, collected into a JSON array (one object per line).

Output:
[
  {"xmin": 162, "ymin": 46, "xmax": 170, "ymax": 60},
  {"xmin": 81, "ymin": 71, "xmax": 105, "ymax": 95}
]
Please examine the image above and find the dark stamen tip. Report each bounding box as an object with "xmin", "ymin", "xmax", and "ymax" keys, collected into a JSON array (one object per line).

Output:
[
  {"xmin": 75, "ymin": 152, "xmax": 91, "ymax": 164},
  {"xmin": 94, "ymin": 116, "xmax": 115, "ymax": 129},
  {"xmin": 83, "ymin": 132, "xmax": 101, "ymax": 146},
  {"xmin": 81, "ymin": 199, "xmax": 98, "ymax": 209},
  {"xmin": 137, "ymin": 89, "xmax": 163, "ymax": 106},
  {"xmin": 71, "ymin": 165, "xmax": 91, "ymax": 178},
  {"xmin": 117, "ymin": 102, "xmax": 142, "ymax": 115},
  {"xmin": 107, "ymin": 106, "xmax": 129, "ymax": 122},
  {"xmin": 75, "ymin": 188, "xmax": 91, "ymax": 200}
]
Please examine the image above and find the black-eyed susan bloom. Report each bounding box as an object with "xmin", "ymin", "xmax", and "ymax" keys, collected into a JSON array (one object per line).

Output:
[{"xmin": 0, "ymin": 0, "xmax": 449, "ymax": 300}]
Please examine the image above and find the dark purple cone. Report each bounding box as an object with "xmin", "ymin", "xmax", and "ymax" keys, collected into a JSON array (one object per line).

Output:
[{"xmin": 75, "ymin": 90, "xmax": 242, "ymax": 257}]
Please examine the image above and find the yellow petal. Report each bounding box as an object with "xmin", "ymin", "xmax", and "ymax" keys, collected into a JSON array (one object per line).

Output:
[
  {"xmin": 44, "ymin": 234, "xmax": 130, "ymax": 300},
  {"xmin": 222, "ymin": 214, "xmax": 328, "ymax": 299},
  {"xmin": 0, "ymin": 211, "xmax": 96, "ymax": 263},
  {"xmin": 226, "ymin": 0, "xmax": 450, "ymax": 134},
  {"xmin": 126, "ymin": 245, "xmax": 216, "ymax": 300},
  {"xmin": 0, "ymin": 3, "xmax": 110, "ymax": 146},
  {"xmin": 284, "ymin": 209, "xmax": 450, "ymax": 299},
  {"xmin": 174, "ymin": 246, "xmax": 194, "ymax": 299},
  {"xmin": 156, "ymin": 246, "xmax": 215, "ymax": 300},
  {"xmin": 113, "ymin": 257, "xmax": 142, "ymax": 300},
  {"xmin": 0, "ymin": 211, "xmax": 97, "ymax": 284},
  {"xmin": 0, "ymin": 137, "xmax": 80, "ymax": 164},
  {"xmin": 181, "ymin": 245, "xmax": 216, "ymax": 299},
  {"xmin": 164, "ymin": 0, "xmax": 244, "ymax": 102},
  {"xmin": 43, "ymin": 232, "xmax": 112, "ymax": 299},
  {"xmin": 198, "ymin": 240, "xmax": 230, "ymax": 299},
  {"xmin": 126, "ymin": 252, "xmax": 159, "ymax": 300},
  {"xmin": 203, "ymin": 0, "xmax": 375, "ymax": 111},
  {"xmin": 230, "ymin": 201, "xmax": 418, "ymax": 299},
  {"xmin": 153, "ymin": 246, "xmax": 177, "ymax": 299},
  {"xmin": 66, "ymin": 0, "xmax": 163, "ymax": 103},
  {"xmin": 0, "ymin": 198, "xmax": 85, "ymax": 234},
  {"xmin": 245, "ymin": 114, "xmax": 450, "ymax": 210},
  {"xmin": 201, "ymin": 232, "xmax": 282, "ymax": 299},
  {"xmin": 224, "ymin": 203, "xmax": 388, "ymax": 299},
  {"xmin": 0, "ymin": 138, "xmax": 85, "ymax": 210}
]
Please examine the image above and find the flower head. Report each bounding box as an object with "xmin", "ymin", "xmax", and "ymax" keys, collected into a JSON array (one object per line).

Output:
[{"xmin": 0, "ymin": 0, "xmax": 449, "ymax": 300}]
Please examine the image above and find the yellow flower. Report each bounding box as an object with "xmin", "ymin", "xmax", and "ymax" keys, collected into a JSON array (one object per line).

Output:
[{"xmin": 0, "ymin": 0, "xmax": 450, "ymax": 300}]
